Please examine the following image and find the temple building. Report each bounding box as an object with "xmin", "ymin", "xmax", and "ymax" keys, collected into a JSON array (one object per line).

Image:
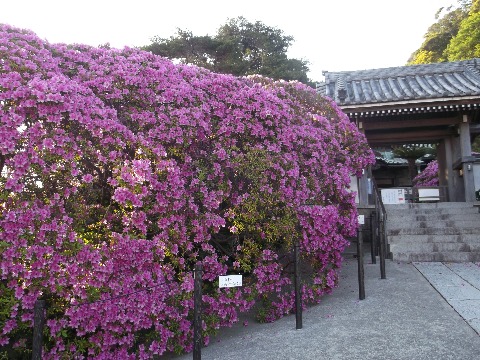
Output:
[{"xmin": 317, "ymin": 58, "xmax": 480, "ymax": 203}]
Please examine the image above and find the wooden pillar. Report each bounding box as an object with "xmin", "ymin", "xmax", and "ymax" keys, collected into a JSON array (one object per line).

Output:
[
  {"xmin": 358, "ymin": 169, "xmax": 369, "ymax": 206},
  {"xmin": 459, "ymin": 117, "xmax": 475, "ymax": 202},
  {"xmin": 438, "ymin": 139, "xmax": 453, "ymax": 202},
  {"xmin": 451, "ymin": 135, "xmax": 464, "ymax": 202},
  {"xmin": 356, "ymin": 124, "xmax": 369, "ymax": 206},
  {"xmin": 437, "ymin": 140, "xmax": 447, "ymax": 186}
]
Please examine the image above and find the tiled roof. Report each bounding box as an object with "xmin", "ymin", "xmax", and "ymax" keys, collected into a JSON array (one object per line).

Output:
[{"xmin": 318, "ymin": 58, "xmax": 480, "ymax": 106}]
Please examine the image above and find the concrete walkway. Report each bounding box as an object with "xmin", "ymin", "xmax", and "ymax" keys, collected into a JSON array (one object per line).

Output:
[
  {"xmin": 414, "ymin": 262, "xmax": 480, "ymax": 335},
  {"xmin": 164, "ymin": 258, "xmax": 480, "ymax": 360}
]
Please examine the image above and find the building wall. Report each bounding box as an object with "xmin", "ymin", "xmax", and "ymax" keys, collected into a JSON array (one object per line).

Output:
[{"xmin": 373, "ymin": 167, "xmax": 413, "ymax": 188}]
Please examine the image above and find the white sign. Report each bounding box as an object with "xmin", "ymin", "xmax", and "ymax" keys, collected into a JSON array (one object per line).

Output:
[
  {"xmin": 381, "ymin": 188, "xmax": 406, "ymax": 204},
  {"xmin": 418, "ymin": 188, "xmax": 440, "ymax": 202},
  {"xmin": 219, "ymin": 275, "xmax": 242, "ymax": 288},
  {"xmin": 358, "ymin": 215, "xmax": 365, "ymax": 225}
]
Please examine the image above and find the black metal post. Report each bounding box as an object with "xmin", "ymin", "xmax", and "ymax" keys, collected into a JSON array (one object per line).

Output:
[
  {"xmin": 379, "ymin": 215, "xmax": 386, "ymax": 280},
  {"xmin": 370, "ymin": 212, "xmax": 376, "ymax": 264},
  {"xmin": 32, "ymin": 299, "xmax": 46, "ymax": 360},
  {"xmin": 294, "ymin": 240, "xmax": 302, "ymax": 329},
  {"xmin": 193, "ymin": 263, "xmax": 203, "ymax": 360},
  {"xmin": 357, "ymin": 228, "xmax": 365, "ymax": 300}
]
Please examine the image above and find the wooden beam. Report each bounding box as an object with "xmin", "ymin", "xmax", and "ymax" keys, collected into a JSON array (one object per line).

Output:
[
  {"xmin": 341, "ymin": 98, "xmax": 480, "ymax": 113},
  {"xmin": 363, "ymin": 116, "xmax": 462, "ymax": 130},
  {"xmin": 366, "ymin": 128, "xmax": 455, "ymax": 144}
]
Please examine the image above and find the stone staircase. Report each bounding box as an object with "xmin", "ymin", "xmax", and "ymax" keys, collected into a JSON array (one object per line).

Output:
[{"xmin": 386, "ymin": 202, "xmax": 480, "ymax": 262}]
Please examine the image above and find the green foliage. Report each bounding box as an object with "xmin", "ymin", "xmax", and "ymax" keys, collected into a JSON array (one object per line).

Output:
[
  {"xmin": 255, "ymin": 299, "xmax": 274, "ymax": 323},
  {"xmin": 392, "ymin": 144, "xmax": 435, "ymax": 160},
  {"xmin": 408, "ymin": 6, "xmax": 467, "ymax": 64},
  {"xmin": 445, "ymin": 0, "xmax": 480, "ymax": 60},
  {"xmin": 145, "ymin": 29, "xmax": 218, "ymax": 68},
  {"xmin": 408, "ymin": 0, "xmax": 480, "ymax": 64},
  {"xmin": 0, "ymin": 282, "xmax": 16, "ymax": 331},
  {"xmin": 231, "ymin": 148, "xmax": 295, "ymax": 244},
  {"xmin": 0, "ymin": 281, "xmax": 32, "ymax": 359},
  {"xmin": 143, "ymin": 17, "xmax": 312, "ymax": 85},
  {"xmin": 472, "ymin": 135, "xmax": 480, "ymax": 152}
]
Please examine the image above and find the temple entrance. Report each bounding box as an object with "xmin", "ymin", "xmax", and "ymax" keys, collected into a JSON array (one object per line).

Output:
[
  {"xmin": 318, "ymin": 58, "xmax": 480, "ymax": 203},
  {"xmin": 318, "ymin": 59, "xmax": 480, "ymax": 263}
]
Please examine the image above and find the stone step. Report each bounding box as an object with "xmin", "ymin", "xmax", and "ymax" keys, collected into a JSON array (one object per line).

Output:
[
  {"xmin": 387, "ymin": 220, "xmax": 480, "ymax": 229},
  {"xmin": 387, "ymin": 227, "xmax": 480, "ymax": 235},
  {"xmin": 385, "ymin": 202, "xmax": 480, "ymax": 262},
  {"xmin": 389, "ymin": 242, "xmax": 471, "ymax": 253},
  {"xmin": 387, "ymin": 234, "xmax": 480, "ymax": 243},
  {"xmin": 471, "ymin": 243, "xmax": 480, "ymax": 251},
  {"xmin": 388, "ymin": 213, "xmax": 480, "ymax": 221},
  {"xmin": 386, "ymin": 207, "xmax": 480, "ymax": 215},
  {"xmin": 393, "ymin": 252, "xmax": 480, "ymax": 263},
  {"xmin": 385, "ymin": 202, "xmax": 476, "ymax": 210}
]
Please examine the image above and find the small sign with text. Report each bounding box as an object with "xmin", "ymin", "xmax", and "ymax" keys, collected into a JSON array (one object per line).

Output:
[
  {"xmin": 358, "ymin": 215, "xmax": 365, "ymax": 225},
  {"xmin": 219, "ymin": 275, "xmax": 242, "ymax": 288}
]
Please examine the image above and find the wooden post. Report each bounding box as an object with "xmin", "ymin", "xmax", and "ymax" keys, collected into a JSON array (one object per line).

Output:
[
  {"xmin": 357, "ymin": 228, "xmax": 365, "ymax": 300},
  {"xmin": 294, "ymin": 240, "xmax": 302, "ymax": 329},
  {"xmin": 370, "ymin": 212, "xmax": 376, "ymax": 264},
  {"xmin": 193, "ymin": 263, "xmax": 203, "ymax": 360},
  {"xmin": 379, "ymin": 214, "xmax": 386, "ymax": 280},
  {"xmin": 32, "ymin": 299, "xmax": 46, "ymax": 360}
]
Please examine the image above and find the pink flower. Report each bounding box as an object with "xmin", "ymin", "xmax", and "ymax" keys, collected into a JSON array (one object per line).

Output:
[
  {"xmin": 0, "ymin": 23, "xmax": 374, "ymax": 358},
  {"xmin": 82, "ymin": 174, "xmax": 94, "ymax": 183},
  {"xmin": 413, "ymin": 160, "xmax": 439, "ymax": 187}
]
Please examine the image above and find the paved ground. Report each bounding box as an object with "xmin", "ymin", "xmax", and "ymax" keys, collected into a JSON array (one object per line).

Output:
[
  {"xmin": 163, "ymin": 257, "xmax": 480, "ymax": 360},
  {"xmin": 414, "ymin": 262, "xmax": 480, "ymax": 334}
]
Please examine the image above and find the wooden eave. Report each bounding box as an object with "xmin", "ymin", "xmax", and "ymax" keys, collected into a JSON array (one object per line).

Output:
[{"xmin": 340, "ymin": 97, "xmax": 480, "ymax": 119}]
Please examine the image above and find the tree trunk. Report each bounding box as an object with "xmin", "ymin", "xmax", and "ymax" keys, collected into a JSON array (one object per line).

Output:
[{"xmin": 407, "ymin": 158, "xmax": 417, "ymax": 186}]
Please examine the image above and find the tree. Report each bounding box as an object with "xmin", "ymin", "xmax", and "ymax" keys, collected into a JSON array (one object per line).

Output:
[
  {"xmin": 393, "ymin": 144, "xmax": 436, "ymax": 185},
  {"xmin": 472, "ymin": 135, "xmax": 480, "ymax": 153},
  {"xmin": 444, "ymin": 0, "xmax": 480, "ymax": 60},
  {"xmin": 144, "ymin": 29, "xmax": 219, "ymax": 67},
  {"xmin": 143, "ymin": 17, "xmax": 312, "ymax": 85},
  {"xmin": 407, "ymin": 0, "xmax": 480, "ymax": 64},
  {"xmin": 408, "ymin": 4, "xmax": 468, "ymax": 64}
]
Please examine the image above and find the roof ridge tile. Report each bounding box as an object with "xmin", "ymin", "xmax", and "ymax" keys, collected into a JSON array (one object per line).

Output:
[
  {"xmin": 318, "ymin": 58, "xmax": 480, "ymax": 106},
  {"xmin": 464, "ymin": 59, "xmax": 480, "ymax": 82}
]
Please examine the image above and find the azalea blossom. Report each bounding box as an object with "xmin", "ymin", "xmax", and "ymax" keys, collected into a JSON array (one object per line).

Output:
[{"xmin": 0, "ymin": 24, "xmax": 374, "ymax": 359}]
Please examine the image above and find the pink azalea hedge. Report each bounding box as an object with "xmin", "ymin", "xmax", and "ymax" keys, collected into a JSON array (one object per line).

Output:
[
  {"xmin": 413, "ymin": 160, "xmax": 439, "ymax": 187},
  {"xmin": 0, "ymin": 24, "xmax": 374, "ymax": 359}
]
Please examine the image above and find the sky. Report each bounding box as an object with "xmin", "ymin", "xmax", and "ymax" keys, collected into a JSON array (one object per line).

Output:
[{"xmin": 0, "ymin": 0, "xmax": 458, "ymax": 82}]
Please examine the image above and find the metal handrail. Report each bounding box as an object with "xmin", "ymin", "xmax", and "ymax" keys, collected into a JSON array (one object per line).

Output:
[
  {"xmin": 372, "ymin": 180, "xmax": 387, "ymax": 218},
  {"xmin": 371, "ymin": 178, "xmax": 387, "ymax": 279}
]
